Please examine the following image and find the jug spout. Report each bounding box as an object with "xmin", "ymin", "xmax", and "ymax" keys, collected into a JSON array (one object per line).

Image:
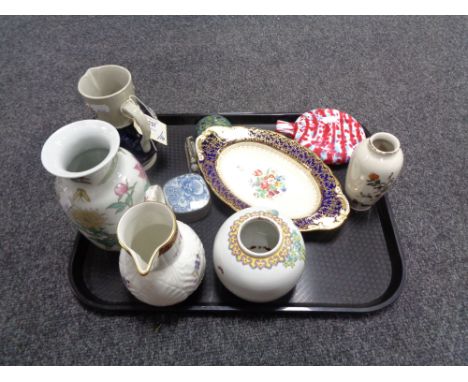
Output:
[
  {"xmin": 116, "ymin": 200, "xmax": 178, "ymax": 276},
  {"xmin": 123, "ymin": 246, "xmax": 158, "ymax": 277},
  {"xmin": 80, "ymin": 67, "xmax": 103, "ymax": 96},
  {"xmin": 78, "ymin": 64, "xmax": 132, "ymax": 101}
]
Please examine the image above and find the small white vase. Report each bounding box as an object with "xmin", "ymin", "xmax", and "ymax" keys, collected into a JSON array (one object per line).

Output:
[
  {"xmin": 213, "ymin": 207, "xmax": 306, "ymax": 303},
  {"xmin": 41, "ymin": 120, "xmax": 149, "ymax": 251},
  {"xmin": 345, "ymin": 132, "xmax": 404, "ymax": 211}
]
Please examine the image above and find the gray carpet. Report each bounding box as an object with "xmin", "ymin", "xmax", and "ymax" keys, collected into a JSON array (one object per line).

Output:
[{"xmin": 0, "ymin": 16, "xmax": 466, "ymax": 365}]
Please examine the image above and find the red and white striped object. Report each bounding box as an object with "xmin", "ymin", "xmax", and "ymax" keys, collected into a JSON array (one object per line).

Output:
[{"xmin": 276, "ymin": 108, "xmax": 366, "ymax": 165}]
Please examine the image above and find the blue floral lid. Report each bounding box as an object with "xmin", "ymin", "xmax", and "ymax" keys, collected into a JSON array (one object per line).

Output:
[{"xmin": 163, "ymin": 174, "xmax": 211, "ymax": 216}]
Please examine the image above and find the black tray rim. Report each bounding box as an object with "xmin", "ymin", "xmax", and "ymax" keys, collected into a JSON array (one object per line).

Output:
[{"xmin": 68, "ymin": 112, "xmax": 406, "ymax": 315}]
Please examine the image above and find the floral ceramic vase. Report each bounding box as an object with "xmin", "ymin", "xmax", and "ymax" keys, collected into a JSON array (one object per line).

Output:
[
  {"xmin": 213, "ymin": 207, "xmax": 306, "ymax": 302},
  {"xmin": 118, "ymin": 186, "xmax": 206, "ymax": 306},
  {"xmin": 345, "ymin": 132, "xmax": 404, "ymax": 211},
  {"xmin": 41, "ymin": 120, "xmax": 149, "ymax": 251}
]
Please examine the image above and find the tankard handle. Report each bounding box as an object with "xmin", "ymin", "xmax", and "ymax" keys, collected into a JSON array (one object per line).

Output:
[
  {"xmin": 144, "ymin": 185, "xmax": 166, "ymax": 204},
  {"xmin": 120, "ymin": 98, "xmax": 152, "ymax": 153}
]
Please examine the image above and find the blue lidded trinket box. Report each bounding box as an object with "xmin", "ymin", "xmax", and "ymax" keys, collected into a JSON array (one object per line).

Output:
[{"xmin": 163, "ymin": 173, "xmax": 211, "ymax": 222}]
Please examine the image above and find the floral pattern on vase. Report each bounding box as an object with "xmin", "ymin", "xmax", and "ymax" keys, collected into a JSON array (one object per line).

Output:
[
  {"xmin": 192, "ymin": 251, "xmax": 203, "ymax": 280},
  {"xmin": 107, "ymin": 179, "xmax": 138, "ymax": 214},
  {"xmin": 58, "ymin": 152, "xmax": 147, "ymax": 251},
  {"xmin": 363, "ymin": 172, "xmax": 395, "ymax": 198},
  {"xmin": 134, "ymin": 162, "xmax": 147, "ymax": 179},
  {"xmin": 54, "ymin": 152, "xmax": 147, "ymax": 251},
  {"xmin": 350, "ymin": 172, "xmax": 396, "ymax": 210},
  {"xmin": 70, "ymin": 208, "xmax": 117, "ymax": 249},
  {"xmin": 73, "ymin": 188, "xmax": 91, "ymax": 202},
  {"xmin": 250, "ymin": 169, "xmax": 286, "ymax": 199},
  {"xmin": 283, "ymin": 230, "xmax": 306, "ymax": 268}
]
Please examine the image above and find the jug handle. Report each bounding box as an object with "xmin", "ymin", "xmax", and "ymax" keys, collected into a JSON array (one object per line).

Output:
[
  {"xmin": 144, "ymin": 185, "xmax": 166, "ymax": 204},
  {"xmin": 120, "ymin": 98, "xmax": 152, "ymax": 152}
]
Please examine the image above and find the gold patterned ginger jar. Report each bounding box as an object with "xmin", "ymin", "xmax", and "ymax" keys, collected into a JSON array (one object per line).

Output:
[
  {"xmin": 213, "ymin": 207, "xmax": 306, "ymax": 302},
  {"xmin": 41, "ymin": 120, "xmax": 149, "ymax": 251}
]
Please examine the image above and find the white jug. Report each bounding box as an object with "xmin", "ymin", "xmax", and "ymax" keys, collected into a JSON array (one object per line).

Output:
[{"xmin": 117, "ymin": 186, "xmax": 206, "ymax": 306}]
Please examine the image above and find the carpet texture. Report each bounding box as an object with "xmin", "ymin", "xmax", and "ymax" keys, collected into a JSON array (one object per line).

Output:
[{"xmin": 0, "ymin": 16, "xmax": 466, "ymax": 365}]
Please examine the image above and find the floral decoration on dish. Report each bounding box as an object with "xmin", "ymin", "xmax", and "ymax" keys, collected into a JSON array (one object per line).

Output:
[{"xmin": 250, "ymin": 168, "xmax": 287, "ymax": 199}]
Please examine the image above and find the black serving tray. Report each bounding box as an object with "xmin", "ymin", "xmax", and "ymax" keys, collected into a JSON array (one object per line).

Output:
[{"xmin": 69, "ymin": 113, "xmax": 405, "ymax": 314}]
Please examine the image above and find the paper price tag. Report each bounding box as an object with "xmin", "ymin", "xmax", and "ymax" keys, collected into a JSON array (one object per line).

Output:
[{"xmin": 147, "ymin": 116, "xmax": 168, "ymax": 145}]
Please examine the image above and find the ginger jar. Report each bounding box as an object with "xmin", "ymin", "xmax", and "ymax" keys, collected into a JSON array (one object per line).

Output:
[{"xmin": 213, "ymin": 207, "xmax": 306, "ymax": 303}]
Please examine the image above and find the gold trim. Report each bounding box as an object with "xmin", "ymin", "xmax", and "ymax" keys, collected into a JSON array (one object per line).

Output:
[
  {"xmin": 301, "ymin": 191, "xmax": 350, "ymax": 232},
  {"xmin": 195, "ymin": 126, "xmax": 350, "ymax": 232},
  {"xmin": 116, "ymin": 201, "xmax": 178, "ymax": 276},
  {"xmin": 368, "ymin": 133, "xmax": 401, "ymax": 155},
  {"xmin": 229, "ymin": 211, "xmax": 291, "ymax": 269}
]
